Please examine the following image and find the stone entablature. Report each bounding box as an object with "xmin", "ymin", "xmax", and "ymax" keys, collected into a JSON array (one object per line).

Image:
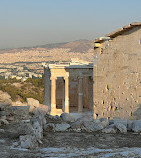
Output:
[{"xmin": 44, "ymin": 59, "xmax": 93, "ymax": 116}]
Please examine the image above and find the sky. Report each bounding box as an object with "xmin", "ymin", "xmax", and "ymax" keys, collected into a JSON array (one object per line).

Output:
[{"xmin": 0, "ymin": 0, "xmax": 141, "ymax": 49}]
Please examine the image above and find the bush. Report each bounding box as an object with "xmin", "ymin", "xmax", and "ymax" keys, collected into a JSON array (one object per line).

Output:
[{"xmin": 0, "ymin": 78, "xmax": 44, "ymax": 104}]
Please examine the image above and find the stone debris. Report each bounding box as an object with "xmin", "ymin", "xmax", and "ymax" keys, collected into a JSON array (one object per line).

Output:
[
  {"xmin": 131, "ymin": 120, "xmax": 141, "ymax": 132},
  {"xmin": 115, "ymin": 123, "xmax": 127, "ymax": 133},
  {"xmin": 19, "ymin": 135, "xmax": 38, "ymax": 149},
  {"xmin": 0, "ymin": 91, "xmax": 141, "ymax": 151},
  {"xmin": 0, "ymin": 119, "xmax": 9, "ymax": 125},
  {"xmin": 27, "ymin": 98, "xmax": 40, "ymax": 112},
  {"xmin": 54, "ymin": 123, "xmax": 70, "ymax": 132},
  {"xmin": 102, "ymin": 127, "xmax": 117, "ymax": 133},
  {"xmin": 60, "ymin": 113, "xmax": 76, "ymax": 123},
  {"xmin": 6, "ymin": 106, "xmax": 30, "ymax": 121},
  {"xmin": 44, "ymin": 123, "xmax": 55, "ymax": 132}
]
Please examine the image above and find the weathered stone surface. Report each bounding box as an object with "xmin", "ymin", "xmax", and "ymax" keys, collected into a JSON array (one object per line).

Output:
[
  {"xmin": 44, "ymin": 123, "xmax": 55, "ymax": 132},
  {"xmin": 0, "ymin": 119, "xmax": 9, "ymax": 125},
  {"xmin": 0, "ymin": 111, "xmax": 6, "ymax": 116},
  {"xmin": 27, "ymin": 98, "xmax": 40, "ymax": 112},
  {"xmin": 100, "ymin": 118, "xmax": 109, "ymax": 128},
  {"xmin": 0, "ymin": 105, "xmax": 5, "ymax": 111},
  {"xmin": 77, "ymin": 116, "xmax": 95, "ymax": 122},
  {"xmin": 0, "ymin": 116, "xmax": 6, "ymax": 120},
  {"xmin": 16, "ymin": 122, "xmax": 34, "ymax": 136},
  {"xmin": 70, "ymin": 120, "xmax": 84, "ymax": 130},
  {"xmin": 45, "ymin": 114, "xmax": 63, "ymax": 124},
  {"xmin": 127, "ymin": 120, "xmax": 134, "ymax": 131},
  {"xmin": 32, "ymin": 105, "xmax": 49, "ymax": 116},
  {"xmin": 0, "ymin": 129, "xmax": 5, "ymax": 133},
  {"xmin": 20, "ymin": 135, "xmax": 38, "ymax": 149},
  {"xmin": 14, "ymin": 101, "xmax": 27, "ymax": 106},
  {"xmin": 131, "ymin": 120, "xmax": 141, "ymax": 132},
  {"xmin": 83, "ymin": 121, "xmax": 104, "ymax": 132},
  {"xmin": 31, "ymin": 114, "xmax": 46, "ymax": 130},
  {"xmin": 115, "ymin": 123, "xmax": 127, "ymax": 133},
  {"xmin": 110, "ymin": 119, "xmax": 128, "ymax": 128},
  {"xmin": 32, "ymin": 120, "xmax": 43, "ymax": 141},
  {"xmin": 93, "ymin": 24, "xmax": 141, "ymax": 119},
  {"xmin": 6, "ymin": 106, "xmax": 29, "ymax": 121},
  {"xmin": 70, "ymin": 118, "xmax": 107, "ymax": 132},
  {"xmin": 0, "ymin": 91, "xmax": 12, "ymax": 107},
  {"xmin": 60, "ymin": 113, "xmax": 75, "ymax": 122},
  {"xmin": 54, "ymin": 123, "xmax": 70, "ymax": 132},
  {"xmin": 102, "ymin": 127, "xmax": 117, "ymax": 133}
]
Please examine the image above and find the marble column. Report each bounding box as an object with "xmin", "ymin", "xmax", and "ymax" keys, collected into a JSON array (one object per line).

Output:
[
  {"xmin": 50, "ymin": 76, "xmax": 57, "ymax": 112},
  {"xmin": 62, "ymin": 78, "xmax": 65, "ymax": 112},
  {"xmin": 78, "ymin": 76, "xmax": 83, "ymax": 112},
  {"xmin": 44, "ymin": 67, "xmax": 51, "ymax": 111},
  {"xmin": 64, "ymin": 75, "xmax": 69, "ymax": 113}
]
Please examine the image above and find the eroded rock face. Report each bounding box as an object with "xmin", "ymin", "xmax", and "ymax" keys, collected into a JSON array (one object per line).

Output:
[{"xmin": 54, "ymin": 123, "xmax": 70, "ymax": 132}]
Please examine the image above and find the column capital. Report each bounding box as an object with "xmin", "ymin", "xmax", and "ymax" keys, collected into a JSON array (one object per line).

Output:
[
  {"xmin": 50, "ymin": 76, "xmax": 57, "ymax": 80},
  {"xmin": 64, "ymin": 75, "xmax": 69, "ymax": 80}
]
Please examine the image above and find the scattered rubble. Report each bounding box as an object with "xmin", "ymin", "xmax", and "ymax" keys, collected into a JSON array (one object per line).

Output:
[{"xmin": 0, "ymin": 91, "xmax": 141, "ymax": 151}]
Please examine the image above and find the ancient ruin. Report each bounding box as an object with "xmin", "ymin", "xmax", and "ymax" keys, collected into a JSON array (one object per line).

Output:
[
  {"xmin": 44, "ymin": 59, "xmax": 93, "ymax": 116},
  {"xmin": 93, "ymin": 22, "xmax": 141, "ymax": 119}
]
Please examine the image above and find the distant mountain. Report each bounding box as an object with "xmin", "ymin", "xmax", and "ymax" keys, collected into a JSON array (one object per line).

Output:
[
  {"xmin": 60, "ymin": 39, "xmax": 93, "ymax": 53},
  {"xmin": 0, "ymin": 39, "xmax": 93, "ymax": 54},
  {"xmin": 34, "ymin": 39, "xmax": 93, "ymax": 53},
  {"xmin": 33, "ymin": 42, "xmax": 68, "ymax": 49}
]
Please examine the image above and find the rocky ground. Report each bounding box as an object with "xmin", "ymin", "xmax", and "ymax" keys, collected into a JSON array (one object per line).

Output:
[
  {"xmin": 0, "ymin": 127, "xmax": 141, "ymax": 158},
  {"xmin": 1, "ymin": 90, "xmax": 141, "ymax": 157}
]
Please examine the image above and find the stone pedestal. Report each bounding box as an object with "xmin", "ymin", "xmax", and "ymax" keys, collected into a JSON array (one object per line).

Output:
[
  {"xmin": 44, "ymin": 67, "xmax": 51, "ymax": 111},
  {"xmin": 78, "ymin": 76, "xmax": 83, "ymax": 112}
]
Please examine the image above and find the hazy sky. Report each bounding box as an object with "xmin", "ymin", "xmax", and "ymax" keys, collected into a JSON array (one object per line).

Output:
[{"xmin": 0, "ymin": 0, "xmax": 141, "ymax": 49}]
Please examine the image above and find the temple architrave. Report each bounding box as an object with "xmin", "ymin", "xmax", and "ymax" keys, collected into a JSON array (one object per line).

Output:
[{"xmin": 44, "ymin": 59, "xmax": 93, "ymax": 116}]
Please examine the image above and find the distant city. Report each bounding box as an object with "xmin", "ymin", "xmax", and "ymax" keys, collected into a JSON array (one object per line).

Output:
[{"xmin": 0, "ymin": 40, "xmax": 93, "ymax": 81}]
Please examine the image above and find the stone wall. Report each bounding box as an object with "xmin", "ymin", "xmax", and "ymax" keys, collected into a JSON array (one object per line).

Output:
[{"xmin": 93, "ymin": 26, "xmax": 141, "ymax": 119}]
